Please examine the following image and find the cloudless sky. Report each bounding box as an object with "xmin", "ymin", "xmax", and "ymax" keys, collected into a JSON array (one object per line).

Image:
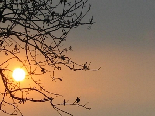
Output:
[
  {"xmin": 1, "ymin": 0, "xmax": 155, "ymax": 116},
  {"xmin": 64, "ymin": 0, "xmax": 155, "ymax": 116}
]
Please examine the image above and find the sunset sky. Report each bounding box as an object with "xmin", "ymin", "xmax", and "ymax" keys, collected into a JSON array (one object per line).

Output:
[{"xmin": 1, "ymin": 0, "xmax": 155, "ymax": 116}]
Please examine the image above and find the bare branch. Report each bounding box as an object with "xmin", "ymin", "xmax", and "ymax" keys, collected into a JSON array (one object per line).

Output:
[{"xmin": 0, "ymin": 0, "xmax": 94, "ymax": 115}]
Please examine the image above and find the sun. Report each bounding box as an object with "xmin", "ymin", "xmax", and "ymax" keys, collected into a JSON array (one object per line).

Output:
[{"xmin": 12, "ymin": 68, "xmax": 26, "ymax": 81}]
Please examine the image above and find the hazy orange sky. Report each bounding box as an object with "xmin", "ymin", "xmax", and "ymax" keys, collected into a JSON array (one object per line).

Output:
[{"xmin": 1, "ymin": 0, "xmax": 155, "ymax": 116}]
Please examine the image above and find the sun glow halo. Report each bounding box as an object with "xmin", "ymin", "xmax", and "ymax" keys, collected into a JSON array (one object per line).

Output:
[{"xmin": 12, "ymin": 68, "xmax": 26, "ymax": 81}]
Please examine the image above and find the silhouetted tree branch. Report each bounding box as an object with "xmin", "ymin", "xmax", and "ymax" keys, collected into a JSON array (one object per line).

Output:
[{"xmin": 0, "ymin": 0, "xmax": 95, "ymax": 115}]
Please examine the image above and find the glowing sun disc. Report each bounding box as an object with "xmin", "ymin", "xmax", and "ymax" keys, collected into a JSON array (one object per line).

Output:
[{"xmin": 12, "ymin": 68, "xmax": 25, "ymax": 81}]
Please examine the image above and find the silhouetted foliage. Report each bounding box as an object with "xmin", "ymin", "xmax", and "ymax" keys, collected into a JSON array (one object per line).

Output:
[{"xmin": 0, "ymin": 0, "xmax": 94, "ymax": 115}]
